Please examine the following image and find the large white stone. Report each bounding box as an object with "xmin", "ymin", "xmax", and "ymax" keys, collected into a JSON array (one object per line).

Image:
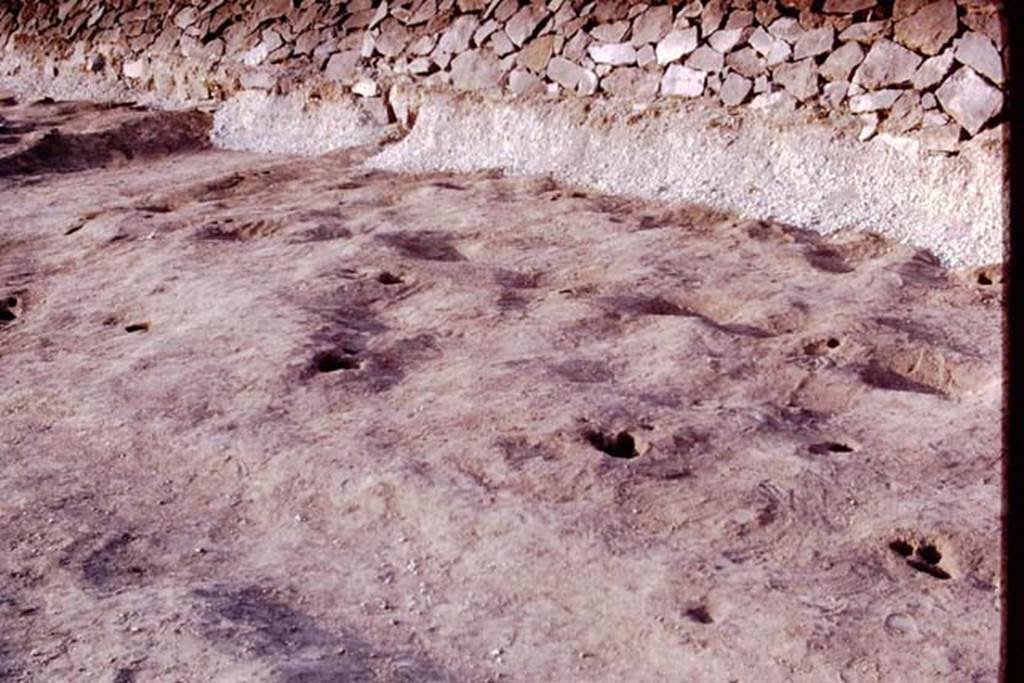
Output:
[
  {"xmin": 793, "ymin": 26, "xmax": 833, "ymax": 61},
  {"xmin": 912, "ymin": 50, "xmax": 954, "ymax": 90},
  {"xmin": 631, "ymin": 6, "xmax": 673, "ymax": 46},
  {"xmin": 588, "ymin": 42, "xmax": 637, "ymax": 66},
  {"xmin": 450, "ymin": 49, "xmax": 503, "ymax": 91},
  {"xmin": 685, "ymin": 46, "xmax": 724, "ymax": 73},
  {"xmin": 720, "ymin": 72, "xmax": 753, "ymax": 106},
  {"xmin": 773, "ymin": 59, "xmax": 819, "ymax": 102},
  {"xmin": 852, "ymin": 39, "xmax": 922, "ymax": 90},
  {"xmin": 849, "ymin": 88, "xmax": 901, "ymax": 113},
  {"xmin": 546, "ymin": 56, "xmax": 586, "ymax": 90},
  {"xmin": 660, "ymin": 64, "xmax": 705, "ymax": 97},
  {"xmin": 953, "ymin": 31, "xmax": 1004, "ymax": 85},
  {"xmin": 819, "ymin": 42, "xmax": 864, "ymax": 82},
  {"xmin": 655, "ymin": 28, "xmax": 698, "ymax": 65},
  {"xmin": 935, "ymin": 66, "xmax": 1004, "ymax": 135}
]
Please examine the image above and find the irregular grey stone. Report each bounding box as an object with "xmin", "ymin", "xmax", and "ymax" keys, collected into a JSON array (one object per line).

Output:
[
  {"xmin": 588, "ymin": 42, "xmax": 637, "ymax": 66},
  {"xmin": 436, "ymin": 15, "xmax": 479, "ymax": 59},
  {"xmin": 822, "ymin": 0, "xmax": 877, "ymax": 11},
  {"xmin": 351, "ymin": 78, "xmax": 378, "ymax": 97},
  {"xmin": 849, "ymin": 88, "xmax": 901, "ymax": 113},
  {"xmin": 858, "ymin": 112, "xmax": 879, "ymax": 141},
  {"xmin": 660, "ymin": 64, "xmax": 706, "ymax": 97},
  {"xmin": 600, "ymin": 67, "xmax": 660, "ymax": 98},
  {"xmin": 922, "ymin": 109, "xmax": 949, "ymax": 127},
  {"xmin": 324, "ymin": 50, "xmax": 360, "ymax": 83},
  {"xmin": 508, "ymin": 68, "xmax": 544, "ymax": 96},
  {"xmin": 701, "ymin": 0, "xmax": 726, "ymax": 37},
  {"xmin": 473, "ymin": 19, "xmax": 500, "ymax": 46},
  {"xmin": 726, "ymin": 47, "xmax": 767, "ymax": 78},
  {"xmin": 962, "ymin": 7, "xmax": 1007, "ymax": 50},
  {"xmin": 768, "ymin": 17, "xmax": 805, "ymax": 44},
  {"xmin": 793, "ymin": 26, "xmax": 833, "ymax": 60},
  {"xmin": 505, "ymin": 5, "xmax": 544, "ymax": 47},
  {"xmin": 935, "ymin": 66, "xmax": 1004, "ymax": 135},
  {"xmin": 748, "ymin": 27, "xmax": 792, "ymax": 66},
  {"xmin": 709, "ymin": 29, "xmax": 744, "ymax": 54},
  {"xmin": 655, "ymin": 28, "xmax": 698, "ymax": 65},
  {"xmin": 822, "ymin": 81, "xmax": 849, "ymax": 109},
  {"xmin": 720, "ymin": 72, "xmax": 753, "ymax": 106},
  {"xmin": 839, "ymin": 21, "xmax": 888, "ymax": 44},
  {"xmin": 685, "ymin": 45, "xmax": 725, "ymax": 73},
  {"xmin": 450, "ymin": 49, "xmax": 503, "ymax": 91},
  {"xmin": 725, "ymin": 11, "xmax": 754, "ymax": 30},
  {"xmin": 917, "ymin": 123, "xmax": 961, "ymax": 153},
  {"xmin": 892, "ymin": 0, "xmax": 929, "ymax": 21},
  {"xmin": 517, "ymin": 35, "xmax": 555, "ymax": 73},
  {"xmin": 953, "ymin": 31, "xmax": 1004, "ymax": 85},
  {"xmin": 631, "ymin": 6, "xmax": 673, "ymax": 46},
  {"xmin": 546, "ymin": 56, "xmax": 586, "ymax": 90},
  {"xmin": 577, "ymin": 69, "xmax": 599, "ymax": 95},
  {"xmin": 489, "ymin": 31, "xmax": 516, "ymax": 57},
  {"xmin": 591, "ymin": 21, "xmax": 630, "ymax": 43},
  {"xmin": 637, "ymin": 45, "xmax": 656, "ymax": 68},
  {"xmin": 881, "ymin": 92, "xmax": 924, "ymax": 134},
  {"xmin": 893, "ymin": 0, "xmax": 956, "ymax": 56},
  {"xmin": 912, "ymin": 50, "xmax": 954, "ymax": 90},
  {"xmin": 773, "ymin": 58, "xmax": 819, "ymax": 102},
  {"xmin": 562, "ymin": 30, "xmax": 591, "ymax": 61},
  {"xmin": 921, "ymin": 92, "xmax": 937, "ymax": 110},
  {"xmin": 819, "ymin": 41, "xmax": 864, "ymax": 82},
  {"xmin": 852, "ymin": 39, "xmax": 922, "ymax": 90}
]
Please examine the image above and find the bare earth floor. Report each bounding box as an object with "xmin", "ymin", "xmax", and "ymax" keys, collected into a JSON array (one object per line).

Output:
[{"xmin": 0, "ymin": 99, "xmax": 1004, "ymax": 682}]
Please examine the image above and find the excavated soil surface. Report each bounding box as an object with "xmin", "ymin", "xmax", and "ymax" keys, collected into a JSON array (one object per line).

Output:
[{"xmin": 0, "ymin": 97, "xmax": 1004, "ymax": 682}]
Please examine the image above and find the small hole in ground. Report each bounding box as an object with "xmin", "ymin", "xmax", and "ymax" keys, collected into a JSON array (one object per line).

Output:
[
  {"xmin": 809, "ymin": 441, "xmax": 854, "ymax": 454},
  {"xmin": 124, "ymin": 322, "xmax": 150, "ymax": 333},
  {"xmin": 685, "ymin": 605, "xmax": 713, "ymax": 624},
  {"xmin": 584, "ymin": 429, "xmax": 640, "ymax": 459},
  {"xmin": 908, "ymin": 559, "xmax": 951, "ymax": 580},
  {"xmin": 826, "ymin": 338, "xmax": 840, "ymax": 348},
  {"xmin": 378, "ymin": 271, "xmax": 404, "ymax": 285},
  {"xmin": 977, "ymin": 273, "xmax": 992, "ymax": 286},
  {"xmin": 0, "ymin": 308, "xmax": 15, "ymax": 322},
  {"xmin": 916, "ymin": 544, "xmax": 942, "ymax": 565},
  {"xmin": 889, "ymin": 540, "xmax": 913, "ymax": 557},
  {"xmin": 314, "ymin": 350, "xmax": 360, "ymax": 373}
]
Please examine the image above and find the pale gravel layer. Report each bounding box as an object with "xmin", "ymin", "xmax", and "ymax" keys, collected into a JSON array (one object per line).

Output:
[
  {"xmin": 210, "ymin": 91, "xmax": 384, "ymax": 155},
  {"xmin": 366, "ymin": 91, "xmax": 1005, "ymax": 269}
]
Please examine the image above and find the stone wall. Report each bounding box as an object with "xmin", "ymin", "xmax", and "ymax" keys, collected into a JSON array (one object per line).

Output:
[{"xmin": 0, "ymin": 1, "xmax": 1008, "ymax": 155}]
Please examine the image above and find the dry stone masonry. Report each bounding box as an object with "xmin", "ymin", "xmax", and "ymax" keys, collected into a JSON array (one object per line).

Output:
[{"xmin": 0, "ymin": 0, "xmax": 1007, "ymax": 155}]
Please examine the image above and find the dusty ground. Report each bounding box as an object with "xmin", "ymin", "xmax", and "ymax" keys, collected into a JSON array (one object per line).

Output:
[{"xmin": 0, "ymin": 97, "xmax": 1004, "ymax": 682}]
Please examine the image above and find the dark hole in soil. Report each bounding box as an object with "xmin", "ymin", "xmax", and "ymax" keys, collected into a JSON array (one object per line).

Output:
[
  {"xmin": 916, "ymin": 544, "xmax": 942, "ymax": 565},
  {"xmin": 889, "ymin": 540, "xmax": 913, "ymax": 557},
  {"xmin": 124, "ymin": 322, "xmax": 150, "ymax": 333},
  {"xmin": 686, "ymin": 605, "xmax": 714, "ymax": 624},
  {"xmin": 809, "ymin": 442, "xmax": 854, "ymax": 455},
  {"xmin": 977, "ymin": 273, "xmax": 993, "ymax": 286},
  {"xmin": 377, "ymin": 271, "xmax": 404, "ymax": 285},
  {"xmin": 826, "ymin": 338, "xmax": 841, "ymax": 349},
  {"xmin": 314, "ymin": 350, "xmax": 360, "ymax": 373},
  {"xmin": 584, "ymin": 429, "xmax": 640, "ymax": 459},
  {"xmin": 908, "ymin": 559, "xmax": 951, "ymax": 580},
  {"xmin": 0, "ymin": 308, "xmax": 15, "ymax": 322}
]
